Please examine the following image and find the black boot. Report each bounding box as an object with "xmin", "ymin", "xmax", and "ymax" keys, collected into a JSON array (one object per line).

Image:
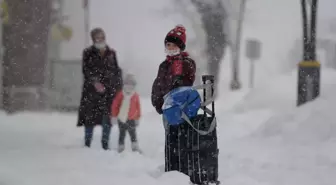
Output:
[
  {"xmin": 84, "ymin": 125, "xmax": 93, "ymax": 148},
  {"xmin": 102, "ymin": 141, "xmax": 110, "ymax": 150},
  {"xmin": 85, "ymin": 140, "xmax": 91, "ymax": 148}
]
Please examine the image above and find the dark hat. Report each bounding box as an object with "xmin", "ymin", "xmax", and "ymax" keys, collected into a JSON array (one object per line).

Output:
[{"xmin": 164, "ymin": 25, "xmax": 187, "ymax": 51}]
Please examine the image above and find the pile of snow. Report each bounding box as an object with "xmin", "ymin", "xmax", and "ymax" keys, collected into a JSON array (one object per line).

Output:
[
  {"xmin": 231, "ymin": 70, "xmax": 297, "ymax": 113},
  {"xmin": 251, "ymin": 68, "xmax": 336, "ymax": 143},
  {"xmin": 232, "ymin": 67, "xmax": 336, "ymax": 111},
  {"xmin": 0, "ymin": 111, "xmax": 167, "ymax": 185}
]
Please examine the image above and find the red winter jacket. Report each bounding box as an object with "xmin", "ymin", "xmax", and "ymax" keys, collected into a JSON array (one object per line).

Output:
[
  {"xmin": 151, "ymin": 52, "xmax": 196, "ymax": 114},
  {"xmin": 111, "ymin": 90, "xmax": 141, "ymax": 120}
]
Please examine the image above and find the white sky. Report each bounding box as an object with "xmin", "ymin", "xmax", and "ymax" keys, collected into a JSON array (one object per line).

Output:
[{"xmin": 320, "ymin": 0, "xmax": 336, "ymax": 18}]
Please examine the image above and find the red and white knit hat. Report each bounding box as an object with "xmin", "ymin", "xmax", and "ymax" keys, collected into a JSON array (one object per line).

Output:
[{"xmin": 164, "ymin": 25, "xmax": 187, "ymax": 51}]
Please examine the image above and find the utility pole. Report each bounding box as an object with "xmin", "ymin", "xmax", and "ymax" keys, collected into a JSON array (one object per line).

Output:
[
  {"xmin": 297, "ymin": 0, "xmax": 320, "ymax": 106},
  {"xmin": 230, "ymin": 0, "xmax": 246, "ymax": 90},
  {"xmin": 83, "ymin": 0, "xmax": 90, "ymax": 47}
]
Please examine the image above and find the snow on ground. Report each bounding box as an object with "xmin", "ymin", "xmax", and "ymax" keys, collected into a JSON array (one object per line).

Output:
[
  {"xmin": 1, "ymin": 69, "xmax": 336, "ymax": 185},
  {"xmin": 218, "ymin": 68, "xmax": 336, "ymax": 184},
  {"xmin": 0, "ymin": 110, "xmax": 168, "ymax": 185},
  {"xmin": 252, "ymin": 68, "xmax": 336, "ymax": 143}
]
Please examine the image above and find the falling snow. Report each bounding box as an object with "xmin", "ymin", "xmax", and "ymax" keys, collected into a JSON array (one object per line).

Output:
[{"xmin": 1, "ymin": 0, "xmax": 336, "ymax": 185}]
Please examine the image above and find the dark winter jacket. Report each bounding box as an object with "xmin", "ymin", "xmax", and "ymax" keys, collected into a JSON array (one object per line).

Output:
[
  {"xmin": 151, "ymin": 52, "xmax": 196, "ymax": 114},
  {"xmin": 77, "ymin": 45, "xmax": 122, "ymax": 127}
]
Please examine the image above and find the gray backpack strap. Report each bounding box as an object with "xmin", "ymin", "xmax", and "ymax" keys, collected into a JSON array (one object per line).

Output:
[
  {"xmin": 201, "ymin": 96, "xmax": 215, "ymax": 107},
  {"xmin": 162, "ymin": 116, "xmax": 168, "ymax": 131},
  {"xmin": 193, "ymin": 83, "xmax": 215, "ymax": 108},
  {"xmin": 179, "ymin": 90, "xmax": 217, "ymax": 135},
  {"xmin": 181, "ymin": 112, "xmax": 217, "ymax": 135}
]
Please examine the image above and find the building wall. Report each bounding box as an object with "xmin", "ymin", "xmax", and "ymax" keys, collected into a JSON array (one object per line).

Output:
[
  {"xmin": 48, "ymin": 0, "xmax": 86, "ymax": 109},
  {"xmin": 60, "ymin": 0, "xmax": 86, "ymax": 60},
  {"xmin": 0, "ymin": 0, "xmax": 3, "ymax": 109}
]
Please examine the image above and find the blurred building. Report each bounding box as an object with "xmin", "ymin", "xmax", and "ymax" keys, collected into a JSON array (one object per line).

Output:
[
  {"xmin": 0, "ymin": 0, "xmax": 7, "ymax": 109},
  {"xmin": 47, "ymin": 0, "xmax": 86, "ymax": 111}
]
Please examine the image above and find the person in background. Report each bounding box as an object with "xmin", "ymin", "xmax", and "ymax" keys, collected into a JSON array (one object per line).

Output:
[
  {"xmin": 151, "ymin": 25, "xmax": 196, "ymax": 171},
  {"xmin": 77, "ymin": 27, "xmax": 122, "ymax": 150},
  {"xmin": 111, "ymin": 74, "xmax": 142, "ymax": 153}
]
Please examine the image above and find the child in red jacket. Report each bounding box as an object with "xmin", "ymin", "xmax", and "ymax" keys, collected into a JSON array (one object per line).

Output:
[{"xmin": 111, "ymin": 74, "xmax": 141, "ymax": 153}]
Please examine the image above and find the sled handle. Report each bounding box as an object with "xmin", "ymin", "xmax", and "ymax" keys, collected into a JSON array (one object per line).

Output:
[
  {"xmin": 202, "ymin": 75, "xmax": 214, "ymax": 82},
  {"xmin": 202, "ymin": 75, "xmax": 215, "ymax": 117}
]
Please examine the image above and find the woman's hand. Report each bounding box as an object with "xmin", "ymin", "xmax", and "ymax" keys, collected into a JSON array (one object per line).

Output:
[{"xmin": 94, "ymin": 82, "xmax": 105, "ymax": 93}]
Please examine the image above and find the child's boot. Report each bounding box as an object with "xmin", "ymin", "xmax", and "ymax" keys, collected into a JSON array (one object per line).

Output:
[
  {"xmin": 85, "ymin": 139, "xmax": 91, "ymax": 148},
  {"xmin": 118, "ymin": 144, "xmax": 125, "ymax": 153},
  {"xmin": 131, "ymin": 142, "xmax": 142, "ymax": 153}
]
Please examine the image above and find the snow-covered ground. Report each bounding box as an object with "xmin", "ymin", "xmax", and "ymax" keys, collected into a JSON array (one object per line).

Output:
[{"xmin": 1, "ymin": 68, "xmax": 336, "ymax": 185}]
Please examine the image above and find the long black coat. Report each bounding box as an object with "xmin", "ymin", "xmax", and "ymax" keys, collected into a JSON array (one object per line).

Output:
[{"xmin": 77, "ymin": 45, "xmax": 122, "ymax": 127}]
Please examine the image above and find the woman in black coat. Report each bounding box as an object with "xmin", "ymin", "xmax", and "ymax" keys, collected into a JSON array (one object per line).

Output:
[{"xmin": 77, "ymin": 28, "xmax": 122, "ymax": 150}]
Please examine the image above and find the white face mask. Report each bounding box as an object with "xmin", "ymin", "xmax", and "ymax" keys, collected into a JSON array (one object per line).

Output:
[
  {"xmin": 123, "ymin": 84, "xmax": 135, "ymax": 94},
  {"xmin": 94, "ymin": 42, "xmax": 106, "ymax": 49},
  {"xmin": 165, "ymin": 48, "xmax": 180, "ymax": 56}
]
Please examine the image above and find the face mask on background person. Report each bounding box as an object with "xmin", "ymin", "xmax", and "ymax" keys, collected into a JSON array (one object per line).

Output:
[
  {"xmin": 123, "ymin": 84, "xmax": 135, "ymax": 94},
  {"xmin": 94, "ymin": 42, "xmax": 106, "ymax": 49}
]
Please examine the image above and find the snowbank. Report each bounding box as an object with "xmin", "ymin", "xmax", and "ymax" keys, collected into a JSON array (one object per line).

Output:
[
  {"xmin": 231, "ymin": 70, "xmax": 297, "ymax": 113},
  {"xmin": 251, "ymin": 68, "xmax": 336, "ymax": 143}
]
